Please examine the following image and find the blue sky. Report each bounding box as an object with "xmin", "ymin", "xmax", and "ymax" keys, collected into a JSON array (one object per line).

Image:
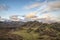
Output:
[
  {"xmin": 0, "ymin": 0, "xmax": 60, "ymax": 21},
  {"xmin": 0, "ymin": 0, "xmax": 45, "ymax": 17}
]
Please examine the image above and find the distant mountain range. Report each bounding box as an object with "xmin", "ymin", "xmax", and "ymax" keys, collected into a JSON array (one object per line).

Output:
[
  {"xmin": 0, "ymin": 20, "xmax": 60, "ymax": 29},
  {"xmin": 0, "ymin": 17, "xmax": 59, "ymax": 24}
]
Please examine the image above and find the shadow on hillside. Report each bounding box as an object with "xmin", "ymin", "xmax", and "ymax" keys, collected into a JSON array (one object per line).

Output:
[{"xmin": 0, "ymin": 29, "xmax": 23, "ymax": 40}]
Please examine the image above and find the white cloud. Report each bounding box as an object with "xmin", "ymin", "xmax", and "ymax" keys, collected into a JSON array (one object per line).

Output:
[
  {"xmin": 0, "ymin": 4, "xmax": 9, "ymax": 11},
  {"xmin": 9, "ymin": 15, "xmax": 20, "ymax": 21},
  {"xmin": 24, "ymin": 2, "xmax": 40, "ymax": 9},
  {"xmin": 48, "ymin": 1, "xmax": 60, "ymax": 10},
  {"xmin": 36, "ymin": 1, "xmax": 60, "ymax": 14},
  {"xmin": 25, "ymin": 12, "xmax": 37, "ymax": 18}
]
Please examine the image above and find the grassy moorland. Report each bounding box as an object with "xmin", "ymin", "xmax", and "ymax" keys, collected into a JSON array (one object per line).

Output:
[
  {"xmin": 0, "ymin": 21, "xmax": 60, "ymax": 40},
  {"xmin": 11, "ymin": 28, "xmax": 39, "ymax": 40}
]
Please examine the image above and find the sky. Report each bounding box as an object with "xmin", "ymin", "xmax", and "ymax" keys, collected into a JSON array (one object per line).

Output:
[{"xmin": 0, "ymin": 0, "xmax": 60, "ymax": 21}]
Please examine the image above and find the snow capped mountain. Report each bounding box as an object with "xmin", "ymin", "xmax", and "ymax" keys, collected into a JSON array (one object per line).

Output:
[{"xmin": 0, "ymin": 16, "xmax": 60, "ymax": 23}]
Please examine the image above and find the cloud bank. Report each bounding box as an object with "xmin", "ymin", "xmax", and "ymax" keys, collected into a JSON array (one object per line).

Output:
[{"xmin": 24, "ymin": 0, "xmax": 60, "ymax": 22}]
